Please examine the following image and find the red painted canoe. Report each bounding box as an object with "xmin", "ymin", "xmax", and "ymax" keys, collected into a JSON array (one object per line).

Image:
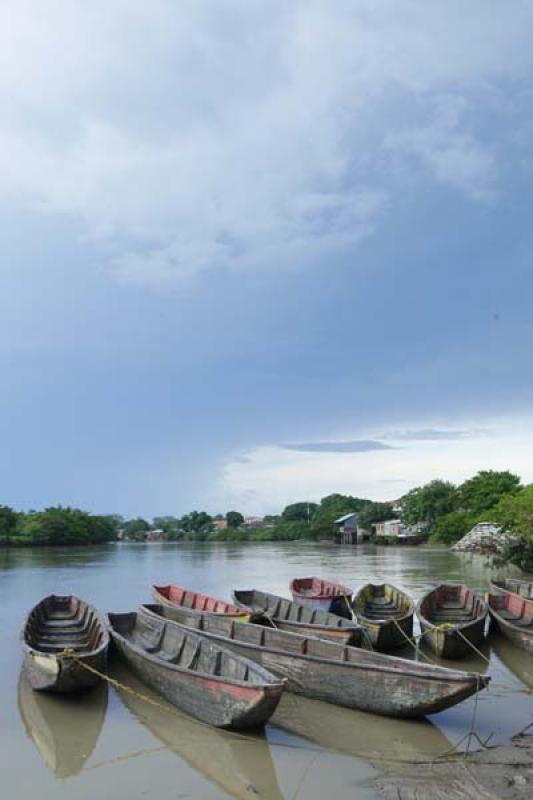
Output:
[
  {"xmin": 152, "ymin": 585, "xmax": 254, "ymax": 622},
  {"xmin": 488, "ymin": 590, "xmax": 533, "ymax": 654},
  {"xmin": 290, "ymin": 576, "xmax": 353, "ymax": 616}
]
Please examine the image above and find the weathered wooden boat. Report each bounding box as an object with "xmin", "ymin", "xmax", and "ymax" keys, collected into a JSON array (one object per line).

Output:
[
  {"xmin": 488, "ymin": 590, "xmax": 533, "ymax": 654},
  {"xmin": 289, "ymin": 576, "xmax": 353, "ymax": 616},
  {"xmin": 17, "ymin": 670, "xmax": 108, "ymax": 778},
  {"xmin": 232, "ymin": 588, "xmax": 364, "ymax": 645},
  {"xmin": 22, "ymin": 595, "xmax": 110, "ymax": 692},
  {"xmin": 142, "ymin": 603, "xmax": 490, "ymax": 718},
  {"xmin": 490, "ymin": 578, "xmax": 533, "ymax": 601},
  {"xmin": 152, "ymin": 584, "xmax": 255, "ymax": 622},
  {"xmin": 107, "ymin": 607, "xmax": 285, "ymax": 729},
  {"xmin": 417, "ymin": 585, "xmax": 488, "ymax": 659},
  {"xmin": 111, "ymin": 660, "xmax": 284, "ymax": 800},
  {"xmin": 352, "ymin": 583, "xmax": 414, "ymax": 651}
]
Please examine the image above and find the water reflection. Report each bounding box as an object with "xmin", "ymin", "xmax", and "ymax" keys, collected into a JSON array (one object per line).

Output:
[
  {"xmin": 17, "ymin": 672, "xmax": 108, "ymax": 778},
  {"xmin": 491, "ymin": 634, "xmax": 533, "ymax": 689},
  {"xmin": 110, "ymin": 660, "xmax": 283, "ymax": 800},
  {"xmin": 271, "ymin": 694, "xmax": 454, "ymax": 764}
]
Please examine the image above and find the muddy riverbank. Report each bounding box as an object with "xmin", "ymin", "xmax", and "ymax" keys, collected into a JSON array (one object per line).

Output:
[{"xmin": 376, "ymin": 731, "xmax": 533, "ymax": 799}]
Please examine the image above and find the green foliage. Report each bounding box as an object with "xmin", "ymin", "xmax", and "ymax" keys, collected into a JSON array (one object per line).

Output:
[
  {"xmin": 226, "ymin": 511, "xmax": 244, "ymax": 528},
  {"xmin": 400, "ymin": 480, "xmax": 457, "ymax": 528},
  {"xmin": 281, "ymin": 502, "xmax": 318, "ymax": 522},
  {"xmin": 310, "ymin": 494, "xmax": 371, "ymax": 540},
  {"xmin": 490, "ymin": 484, "xmax": 533, "ymax": 538},
  {"xmin": 179, "ymin": 510, "xmax": 212, "ymax": 533},
  {"xmin": 496, "ymin": 536, "xmax": 533, "ymax": 573},
  {"xmin": 152, "ymin": 516, "xmax": 182, "ymax": 539},
  {"xmin": 0, "ymin": 505, "xmax": 18, "ymax": 543},
  {"xmin": 122, "ymin": 517, "xmax": 150, "ymax": 540},
  {"xmin": 15, "ymin": 507, "xmax": 115, "ymax": 546},
  {"xmin": 430, "ymin": 510, "xmax": 478, "ymax": 545},
  {"xmin": 208, "ymin": 527, "xmax": 249, "ymax": 542},
  {"xmin": 357, "ymin": 502, "xmax": 395, "ymax": 531},
  {"xmin": 458, "ymin": 470, "xmax": 521, "ymax": 516},
  {"xmin": 250, "ymin": 520, "xmax": 309, "ymax": 541}
]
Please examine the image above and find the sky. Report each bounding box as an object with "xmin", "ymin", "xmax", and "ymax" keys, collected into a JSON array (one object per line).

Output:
[{"xmin": 1, "ymin": 1, "xmax": 533, "ymax": 518}]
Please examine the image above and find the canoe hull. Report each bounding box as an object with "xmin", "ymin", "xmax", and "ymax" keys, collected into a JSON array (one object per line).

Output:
[
  {"xmin": 353, "ymin": 584, "xmax": 414, "ymax": 651},
  {"xmin": 23, "ymin": 650, "xmax": 106, "ymax": 693},
  {"xmin": 362, "ymin": 615, "xmax": 414, "ymax": 651},
  {"xmin": 232, "ymin": 589, "xmax": 363, "ymax": 645},
  {"xmin": 417, "ymin": 585, "xmax": 487, "ymax": 660},
  {"xmin": 153, "ymin": 585, "xmax": 253, "ymax": 622},
  {"xmin": 22, "ymin": 595, "xmax": 109, "ymax": 693},
  {"xmin": 108, "ymin": 610, "xmax": 284, "ymax": 729},
  {"xmin": 418, "ymin": 617, "xmax": 486, "ymax": 659},
  {"xmin": 488, "ymin": 592, "xmax": 533, "ymax": 654},
  {"xmin": 290, "ymin": 577, "xmax": 353, "ymax": 617},
  {"xmin": 142, "ymin": 605, "xmax": 489, "ymax": 719}
]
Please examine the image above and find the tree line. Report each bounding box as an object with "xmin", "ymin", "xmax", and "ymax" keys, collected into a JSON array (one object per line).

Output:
[{"xmin": 2, "ymin": 470, "xmax": 533, "ymax": 571}]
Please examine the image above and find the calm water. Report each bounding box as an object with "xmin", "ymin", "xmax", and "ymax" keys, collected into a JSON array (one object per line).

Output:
[{"xmin": 2, "ymin": 542, "xmax": 532, "ymax": 800}]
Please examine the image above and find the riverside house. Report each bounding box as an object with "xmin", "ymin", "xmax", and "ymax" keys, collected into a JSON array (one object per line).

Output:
[{"xmin": 334, "ymin": 512, "xmax": 362, "ymax": 544}]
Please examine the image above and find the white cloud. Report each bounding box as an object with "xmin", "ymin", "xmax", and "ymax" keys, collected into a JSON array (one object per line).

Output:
[
  {"xmin": 214, "ymin": 415, "xmax": 533, "ymax": 514},
  {"xmin": 1, "ymin": 2, "xmax": 532, "ymax": 286}
]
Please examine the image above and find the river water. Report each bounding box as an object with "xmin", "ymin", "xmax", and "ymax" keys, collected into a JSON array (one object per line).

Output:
[{"xmin": 1, "ymin": 542, "xmax": 532, "ymax": 800}]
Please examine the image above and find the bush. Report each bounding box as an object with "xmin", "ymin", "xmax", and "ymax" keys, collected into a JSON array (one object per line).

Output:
[
  {"xmin": 430, "ymin": 511, "xmax": 477, "ymax": 545},
  {"xmin": 496, "ymin": 536, "xmax": 533, "ymax": 573}
]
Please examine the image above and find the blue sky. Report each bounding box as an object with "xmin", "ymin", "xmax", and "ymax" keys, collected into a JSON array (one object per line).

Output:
[{"xmin": 1, "ymin": 2, "xmax": 533, "ymax": 517}]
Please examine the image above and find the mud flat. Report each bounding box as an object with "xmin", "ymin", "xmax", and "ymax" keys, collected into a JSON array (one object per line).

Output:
[{"xmin": 376, "ymin": 733, "xmax": 533, "ymax": 800}]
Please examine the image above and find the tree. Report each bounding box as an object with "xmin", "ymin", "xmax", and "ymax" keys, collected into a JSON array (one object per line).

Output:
[
  {"xmin": 226, "ymin": 511, "xmax": 244, "ymax": 528},
  {"xmin": 16, "ymin": 507, "xmax": 115, "ymax": 545},
  {"xmin": 490, "ymin": 484, "xmax": 533, "ymax": 537},
  {"xmin": 310, "ymin": 494, "xmax": 371, "ymax": 539},
  {"xmin": 458, "ymin": 470, "xmax": 521, "ymax": 516},
  {"xmin": 179, "ymin": 510, "xmax": 213, "ymax": 540},
  {"xmin": 357, "ymin": 502, "xmax": 395, "ymax": 531},
  {"xmin": 122, "ymin": 517, "xmax": 150, "ymax": 539},
  {"xmin": 0, "ymin": 505, "xmax": 17, "ymax": 543},
  {"xmin": 281, "ymin": 502, "xmax": 318, "ymax": 523},
  {"xmin": 430, "ymin": 510, "xmax": 477, "ymax": 545},
  {"xmin": 400, "ymin": 480, "xmax": 457, "ymax": 529}
]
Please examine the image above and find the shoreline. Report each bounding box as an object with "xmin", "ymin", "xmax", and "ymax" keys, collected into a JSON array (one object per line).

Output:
[{"xmin": 375, "ymin": 732, "xmax": 533, "ymax": 799}]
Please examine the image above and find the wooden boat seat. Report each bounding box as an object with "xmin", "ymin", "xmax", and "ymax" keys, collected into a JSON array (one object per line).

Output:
[{"xmin": 35, "ymin": 639, "xmax": 90, "ymax": 653}]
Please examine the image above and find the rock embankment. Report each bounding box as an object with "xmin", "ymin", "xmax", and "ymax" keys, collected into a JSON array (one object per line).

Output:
[{"xmin": 451, "ymin": 522, "xmax": 511, "ymax": 555}]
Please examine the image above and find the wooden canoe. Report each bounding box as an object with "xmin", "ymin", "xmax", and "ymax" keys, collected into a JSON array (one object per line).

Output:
[
  {"xmin": 488, "ymin": 590, "xmax": 533, "ymax": 654},
  {"xmin": 417, "ymin": 585, "xmax": 488, "ymax": 659},
  {"xmin": 152, "ymin": 584, "xmax": 255, "ymax": 622},
  {"xmin": 232, "ymin": 588, "xmax": 365, "ymax": 645},
  {"xmin": 22, "ymin": 595, "xmax": 109, "ymax": 693},
  {"xmin": 107, "ymin": 608, "xmax": 285, "ymax": 729},
  {"xmin": 289, "ymin": 576, "xmax": 353, "ymax": 617},
  {"xmin": 352, "ymin": 583, "xmax": 414, "ymax": 651},
  {"xmin": 17, "ymin": 670, "xmax": 108, "ymax": 778},
  {"xmin": 490, "ymin": 578, "xmax": 533, "ymax": 601},
  {"xmin": 142, "ymin": 603, "xmax": 490, "ymax": 718}
]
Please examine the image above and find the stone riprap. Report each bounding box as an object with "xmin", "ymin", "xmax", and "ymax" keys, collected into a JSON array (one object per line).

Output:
[{"xmin": 451, "ymin": 522, "xmax": 511, "ymax": 555}]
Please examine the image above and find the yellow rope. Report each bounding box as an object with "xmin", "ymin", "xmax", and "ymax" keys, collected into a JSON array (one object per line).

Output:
[{"xmin": 343, "ymin": 594, "xmax": 374, "ymax": 650}]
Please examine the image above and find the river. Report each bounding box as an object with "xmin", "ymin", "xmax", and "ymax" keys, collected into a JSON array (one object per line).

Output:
[{"xmin": 1, "ymin": 542, "xmax": 532, "ymax": 799}]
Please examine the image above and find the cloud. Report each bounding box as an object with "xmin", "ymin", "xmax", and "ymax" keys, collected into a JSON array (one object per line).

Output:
[
  {"xmin": 1, "ymin": 2, "xmax": 532, "ymax": 287},
  {"xmin": 382, "ymin": 428, "xmax": 487, "ymax": 442},
  {"xmin": 282, "ymin": 439, "xmax": 394, "ymax": 453},
  {"xmin": 384, "ymin": 94, "xmax": 496, "ymax": 201},
  {"xmin": 214, "ymin": 415, "xmax": 533, "ymax": 514}
]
